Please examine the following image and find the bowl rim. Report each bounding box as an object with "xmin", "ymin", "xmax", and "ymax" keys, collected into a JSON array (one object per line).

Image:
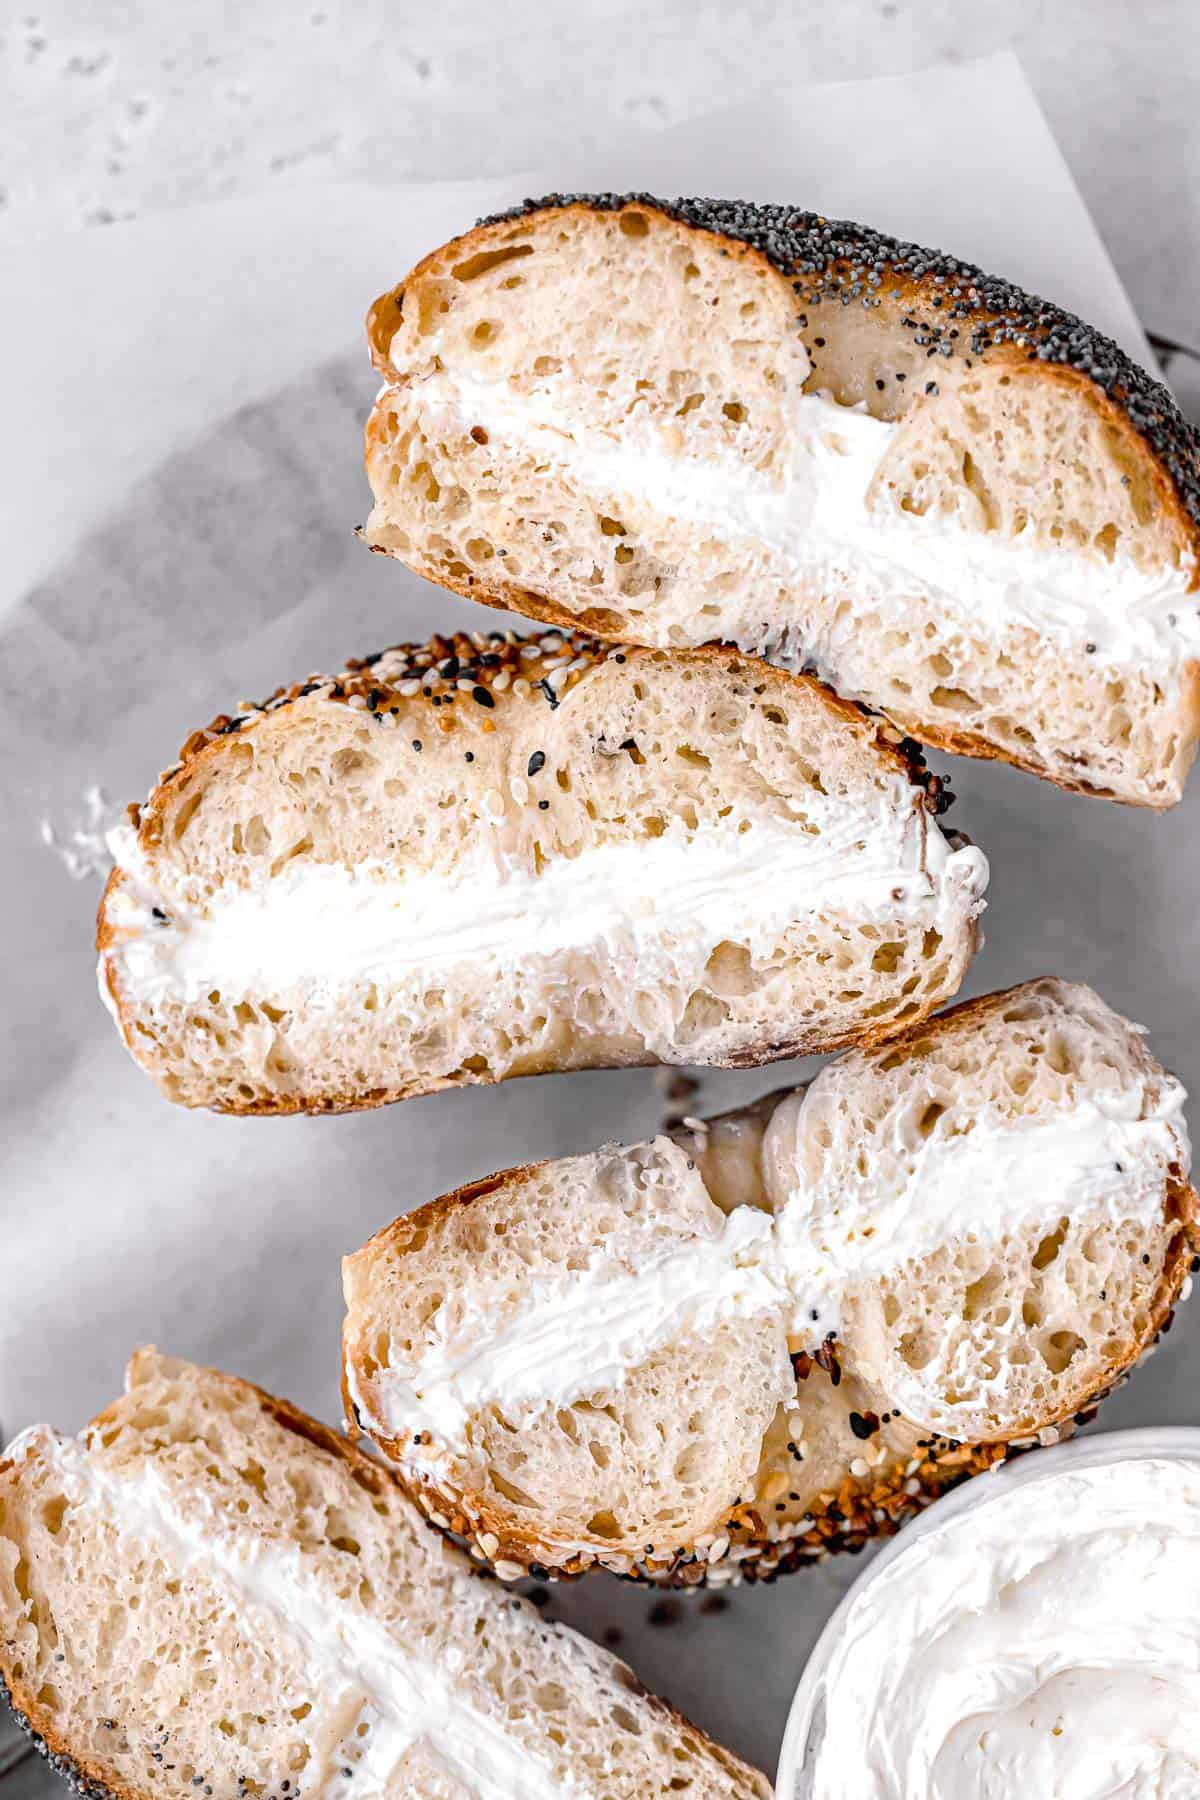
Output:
[{"xmin": 775, "ymin": 1424, "xmax": 1200, "ymax": 1796}]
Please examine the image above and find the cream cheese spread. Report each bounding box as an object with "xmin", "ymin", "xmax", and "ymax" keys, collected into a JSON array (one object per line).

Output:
[
  {"xmin": 411, "ymin": 369, "xmax": 1200, "ymax": 679},
  {"xmin": 7, "ymin": 1431, "xmax": 569, "ymax": 1800},
  {"xmin": 353, "ymin": 1076, "xmax": 1188, "ymax": 1454},
  {"xmin": 805, "ymin": 1453, "xmax": 1200, "ymax": 1799},
  {"xmin": 102, "ymin": 785, "xmax": 986, "ymax": 1015}
]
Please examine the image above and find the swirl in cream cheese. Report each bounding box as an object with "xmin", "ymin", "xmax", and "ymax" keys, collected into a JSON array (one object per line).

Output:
[{"xmin": 800, "ymin": 1452, "xmax": 1200, "ymax": 1799}]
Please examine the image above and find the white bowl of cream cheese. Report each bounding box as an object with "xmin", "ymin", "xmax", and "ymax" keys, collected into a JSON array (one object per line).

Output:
[{"xmin": 776, "ymin": 1427, "xmax": 1200, "ymax": 1800}]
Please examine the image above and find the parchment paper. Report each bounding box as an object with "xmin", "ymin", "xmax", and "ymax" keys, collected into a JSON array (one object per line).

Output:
[{"xmin": 2, "ymin": 53, "xmax": 1196, "ymax": 1785}]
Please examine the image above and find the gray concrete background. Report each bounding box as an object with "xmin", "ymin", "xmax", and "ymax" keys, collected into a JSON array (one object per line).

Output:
[{"xmin": 3, "ymin": 0, "xmax": 1199, "ymax": 351}]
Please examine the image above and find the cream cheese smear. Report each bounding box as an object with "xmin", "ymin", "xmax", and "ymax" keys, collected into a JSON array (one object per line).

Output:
[{"xmin": 101, "ymin": 786, "xmax": 986, "ymax": 1012}]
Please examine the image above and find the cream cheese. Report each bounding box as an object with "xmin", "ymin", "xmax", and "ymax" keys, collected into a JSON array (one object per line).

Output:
[
  {"xmin": 359, "ymin": 1188, "xmax": 793, "ymax": 1451},
  {"xmin": 410, "ymin": 369, "xmax": 1200, "ymax": 679},
  {"xmin": 806, "ymin": 1453, "xmax": 1200, "ymax": 1799},
  {"xmin": 102, "ymin": 789, "xmax": 986, "ymax": 1015},
  {"xmin": 355, "ymin": 1076, "xmax": 1188, "ymax": 1454},
  {"xmin": 9, "ymin": 1431, "xmax": 569, "ymax": 1800}
]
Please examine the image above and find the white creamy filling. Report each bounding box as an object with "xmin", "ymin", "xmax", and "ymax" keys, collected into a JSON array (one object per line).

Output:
[
  {"xmin": 357, "ymin": 1079, "xmax": 1188, "ymax": 1453},
  {"xmin": 12, "ymin": 1433, "xmax": 568, "ymax": 1800},
  {"xmin": 413, "ymin": 370, "xmax": 1199, "ymax": 678},
  {"xmin": 807, "ymin": 1455, "xmax": 1200, "ymax": 1800},
  {"xmin": 102, "ymin": 790, "xmax": 987, "ymax": 1009}
]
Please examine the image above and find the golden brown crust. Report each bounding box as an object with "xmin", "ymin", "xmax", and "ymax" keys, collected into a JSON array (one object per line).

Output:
[
  {"xmin": 97, "ymin": 629, "xmax": 961, "ymax": 1115},
  {"xmin": 363, "ymin": 199, "xmax": 1200, "ymax": 809},
  {"xmin": 341, "ymin": 981, "xmax": 1199, "ymax": 1585}
]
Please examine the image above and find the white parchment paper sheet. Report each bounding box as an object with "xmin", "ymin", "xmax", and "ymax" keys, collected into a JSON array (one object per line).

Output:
[{"xmin": 1, "ymin": 53, "xmax": 1196, "ymax": 1782}]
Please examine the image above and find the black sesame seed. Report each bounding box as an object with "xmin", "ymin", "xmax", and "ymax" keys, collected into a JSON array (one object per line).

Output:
[
  {"xmin": 411, "ymin": 739, "xmax": 422, "ymax": 752},
  {"xmin": 472, "ymin": 685, "xmax": 494, "ymax": 708},
  {"xmin": 527, "ymin": 750, "xmax": 546, "ymax": 777},
  {"xmin": 538, "ymin": 799, "xmax": 550, "ymax": 810},
  {"xmin": 849, "ymin": 1411, "xmax": 880, "ymax": 1440}
]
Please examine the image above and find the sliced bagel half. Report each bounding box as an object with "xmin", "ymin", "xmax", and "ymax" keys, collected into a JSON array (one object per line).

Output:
[
  {"xmin": 97, "ymin": 629, "xmax": 985, "ymax": 1113},
  {"xmin": 342, "ymin": 979, "xmax": 1196, "ymax": 1585},
  {"xmin": 361, "ymin": 196, "xmax": 1200, "ymax": 807}
]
